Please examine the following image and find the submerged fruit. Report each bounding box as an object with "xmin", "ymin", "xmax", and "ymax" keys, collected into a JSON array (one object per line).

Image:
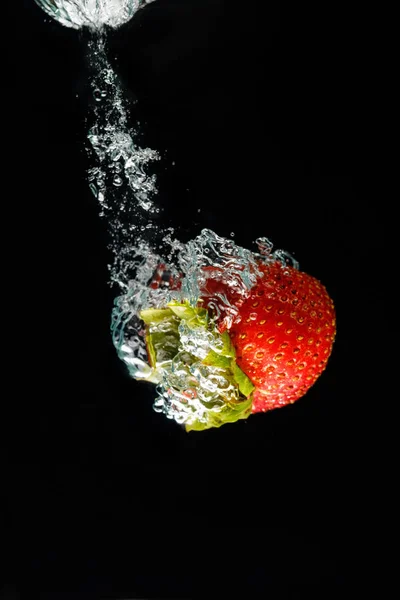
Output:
[
  {"xmin": 135, "ymin": 260, "xmax": 335, "ymax": 430},
  {"xmin": 112, "ymin": 229, "xmax": 336, "ymax": 431},
  {"xmin": 226, "ymin": 262, "xmax": 336, "ymax": 413}
]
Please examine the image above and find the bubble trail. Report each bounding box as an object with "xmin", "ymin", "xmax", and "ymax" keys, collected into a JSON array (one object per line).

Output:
[
  {"xmin": 86, "ymin": 33, "xmax": 163, "ymax": 287},
  {"xmin": 34, "ymin": 1, "xmax": 336, "ymax": 432},
  {"xmin": 35, "ymin": 1, "xmax": 166, "ymax": 287}
]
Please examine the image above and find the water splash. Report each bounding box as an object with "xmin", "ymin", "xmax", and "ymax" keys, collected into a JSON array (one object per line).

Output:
[
  {"xmin": 35, "ymin": 0, "xmax": 156, "ymax": 30},
  {"xmin": 36, "ymin": 0, "xmax": 167, "ymax": 285},
  {"xmin": 111, "ymin": 229, "xmax": 299, "ymax": 428},
  {"xmin": 86, "ymin": 35, "xmax": 162, "ymax": 286},
  {"xmin": 34, "ymin": 0, "xmax": 303, "ymax": 430}
]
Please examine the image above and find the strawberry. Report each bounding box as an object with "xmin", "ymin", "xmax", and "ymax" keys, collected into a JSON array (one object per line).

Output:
[
  {"xmin": 222, "ymin": 262, "xmax": 336, "ymax": 414},
  {"xmin": 120, "ymin": 247, "xmax": 336, "ymax": 431}
]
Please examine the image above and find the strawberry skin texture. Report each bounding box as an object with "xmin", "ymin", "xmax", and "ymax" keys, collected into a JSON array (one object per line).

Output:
[{"xmin": 227, "ymin": 262, "xmax": 336, "ymax": 413}]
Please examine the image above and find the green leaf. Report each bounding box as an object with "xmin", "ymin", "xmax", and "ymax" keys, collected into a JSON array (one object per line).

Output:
[
  {"xmin": 232, "ymin": 362, "xmax": 255, "ymax": 398},
  {"xmin": 140, "ymin": 308, "xmax": 180, "ymax": 368},
  {"xmin": 145, "ymin": 330, "xmax": 157, "ymax": 368},
  {"xmin": 202, "ymin": 350, "xmax": 232, "ymax": 369},
  {"xmin": 168, "ymin": 302, "xmax": 208, "ymax": 325},
  {"xmin": 140, "ymin": 308, "xmax": 173, "ymax": 324},
  {"xmin": 218, "ymin": 330, "xmax": 236, "ymax": 358},
  {"xmin": 148, "ymin": 329, "xmax": 181, "ymax": 366},
  {"xmin": 185, "ymin": 396, "xmax": 253, "ymax": 432},
  {"xmin": 138, "ymin": 300, "xmax": 255, "ymax": 431}
]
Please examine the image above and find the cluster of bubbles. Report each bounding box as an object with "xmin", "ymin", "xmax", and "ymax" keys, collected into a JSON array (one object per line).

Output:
[
  {"xmin": 34, "ymin": 0, "xmax": 156, "ymax": 30},
  {"xmin": 153, "ymin": 353, "xmax": 242, "ymax": 426},
  {"xmin": 34, "ymin": 0, "xmax": 301, "ymax": 427},
  {"xmin": 35, "ymin": 0, "xmax": 163, "ymax": 286},
  {"xmin": 111, "ymin": 229, "xmax": 299, "ymax": 427},
  {"xmin": 86, "ymin": 34, "xmax": 163, "ymax": 285}
]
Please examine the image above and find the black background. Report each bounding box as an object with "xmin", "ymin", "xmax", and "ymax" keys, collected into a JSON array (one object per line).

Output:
[{"xmin": 5, "ymin": 1, "xmax": 362, "ymax": 597}]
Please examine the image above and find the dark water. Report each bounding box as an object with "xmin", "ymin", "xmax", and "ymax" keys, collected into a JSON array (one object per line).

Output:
[{"xmin": 7, "ymin": 1, "xmax": 362, "ymax": 596}]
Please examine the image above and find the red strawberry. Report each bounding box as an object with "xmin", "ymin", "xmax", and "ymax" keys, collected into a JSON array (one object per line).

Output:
[
  {"xmin": 132, "ymin": 259, "xmax": 335, "ymax": 430},
  {"xmin": 224, "ymin": 262, "xmax": 336, "ymax": 413}
]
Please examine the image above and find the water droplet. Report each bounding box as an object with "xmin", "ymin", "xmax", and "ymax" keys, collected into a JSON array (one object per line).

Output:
[{"xmin": 113, "ymin": 175, "xmax": 123, "ymax": 187}]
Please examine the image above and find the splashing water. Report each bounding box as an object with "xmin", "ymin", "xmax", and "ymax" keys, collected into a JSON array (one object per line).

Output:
[
  {"xmin": 35, "ymin": 0, "xmax": 305, "ymax": 430},
  {"xmin": 35, "ymin": 0, "xmax": 156, "ymax": 30},
  {"xmin": 36, "ymin": 3, "xmax": 163, "ymax": 287},
  {"xmin": 111, "ymin": 229, "xmax": 299, "ymax": 428},
  {"xmin": 86, "ymin": 34, "xmax": 163, "ymax": 286},
  {"xmin": 35, "ymin": 0, "xmax": 176, "ymax": 286}
]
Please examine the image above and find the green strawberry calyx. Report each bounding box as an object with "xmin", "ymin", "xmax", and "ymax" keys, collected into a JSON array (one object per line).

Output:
[{"xmin": 139, "ymin": 301, "xmax": 255, "ymax": 431}]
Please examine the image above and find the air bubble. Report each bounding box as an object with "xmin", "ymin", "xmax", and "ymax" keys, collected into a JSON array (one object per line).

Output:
[
  {"xmin": 93, "ymin": 89, "xmax": 102, "ymax": 101},
  {"xmin": 113, "ymin": 175, "xmax": 123, "ymax": 187}
]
